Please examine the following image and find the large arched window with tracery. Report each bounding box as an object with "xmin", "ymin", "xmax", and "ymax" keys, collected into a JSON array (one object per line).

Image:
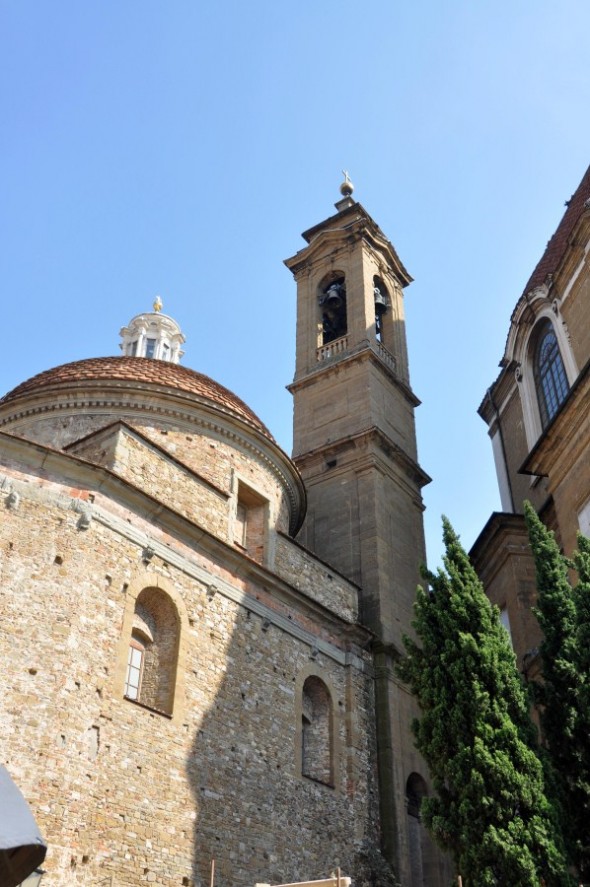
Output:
[{"xmin": 533, "ymin": 320, "xmax": 569, "ymax": 429}]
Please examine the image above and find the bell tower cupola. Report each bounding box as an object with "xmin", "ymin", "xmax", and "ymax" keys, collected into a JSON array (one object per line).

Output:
[{"xmin": 119, "ymin": 297, "xmax": 186, "ymax": 362}]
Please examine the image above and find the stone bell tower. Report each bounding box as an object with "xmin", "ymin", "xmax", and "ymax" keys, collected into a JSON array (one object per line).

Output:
[
  {"xmin": 285, "ymin": 176, "xmax": 443, "ymax": 885},
  {"xmin": 286, "ymin": 175, "xmax": 429, "ymax": 647}
]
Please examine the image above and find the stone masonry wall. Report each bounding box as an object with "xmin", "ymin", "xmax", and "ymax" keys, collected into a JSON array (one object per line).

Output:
[
  {"xmin": 274, "ymin": 535, "xmax": 358, "ymax": 623},
  {"xmin": 69, "ymin": 425, "xmax": 231, "ymax": 542},
  {"xmin": 1, "ymin": 409, "xmax": 294, "ymax": 539},
  {"xmin": 137, "ymin": 423, "xmax": 292, "ymax": 535},
  {"xmin": 0, "ymin": 455, "xmax": 380, "ymax": 887}
]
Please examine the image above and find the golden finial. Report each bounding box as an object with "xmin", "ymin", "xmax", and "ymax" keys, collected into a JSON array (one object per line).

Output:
[
  {"xmin": 153, "ymin": 295, "xmax": 163, "ymax": 313},
  {"xmin": 340, "ymin": 170, "xmax": 354, "ymax": 198}
]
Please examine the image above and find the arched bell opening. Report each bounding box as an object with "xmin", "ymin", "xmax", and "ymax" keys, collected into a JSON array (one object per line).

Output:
[
  {"xmin": 373, "ymin": 276, "xmax": 390, "ymax": 346},
  {"xmin": 318, "ymin": 274, "xmax": 347, "ymax": 345}
]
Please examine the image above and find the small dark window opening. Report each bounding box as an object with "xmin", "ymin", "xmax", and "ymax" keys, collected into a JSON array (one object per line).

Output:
[
  {"xmin": 533, "ymin": 321, "xmax": 569, "ymax": 428},
  {"xmin": 145, "ymin": 338, "xmax": 157, "ymax": 359},
  {"xmin": 406, "ymin": 774, "xmax": 427, "ymax": 818},
  {"xmin": 319, "ymin": 277, "xmax": 347, "ymax": 345}
]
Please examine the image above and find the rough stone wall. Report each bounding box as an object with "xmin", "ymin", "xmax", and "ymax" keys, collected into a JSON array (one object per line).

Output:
[
  {"xmin": 70, "ymin": 425, "xmax": 231, "ymax": 542},
  {"xmin": 3, "ymin": 409, "xmax": 111, "ymax": 449},
  {"xmin": 0, "ymin": 456, "xmax": 381, "ymax": 887},
  {"xmin": 0, "ymin": 408, "xmax": 294, "ymax": 538},
  {"xmin": 137, "ymin": 423, "xmax": 292, "ymax": 535},
  {"xmin": 273, "ymin": 535, "xmax": 358, "ymax": 622}
]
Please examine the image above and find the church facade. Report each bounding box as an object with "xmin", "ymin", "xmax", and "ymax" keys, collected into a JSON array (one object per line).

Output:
[
  {"xmin": 472, "ymin": 164, "xmax": 590, "ymax": 677},
  {"xmin": 0, "ymin": 184, "xmax": 448, "ymax": 887}
]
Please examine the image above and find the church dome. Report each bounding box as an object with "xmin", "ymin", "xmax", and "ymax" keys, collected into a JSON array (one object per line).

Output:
[
  {"xmin": 0, "ymin": 356, "xmax": 273, "ymax": 440},
  {"xmin": 0, "ymin": 305, "xmax": 306, "ymax": 538}
]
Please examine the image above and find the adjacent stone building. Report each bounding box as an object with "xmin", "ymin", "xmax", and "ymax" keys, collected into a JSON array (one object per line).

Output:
[
  {"xmin": 0, "ymin": 183, "xmax": 449, "ymax": 887},
  {"xmin": 472, "ymin": 163, "xmax": 590, "ymax": 676}
]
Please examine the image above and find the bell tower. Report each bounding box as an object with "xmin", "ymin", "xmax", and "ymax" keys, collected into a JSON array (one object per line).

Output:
[
  {"xmin": 286, "ymin": 176, "xmax": 430, "ymax": 646},
  {"xmin": 286, "ymin": 176, "xmax": 442, "ymax": 885}
]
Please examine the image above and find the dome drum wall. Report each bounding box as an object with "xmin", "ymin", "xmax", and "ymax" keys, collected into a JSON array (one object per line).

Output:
[{"xmin": 0, "ymin": 358, "xmax": 306, "ymax": 539}]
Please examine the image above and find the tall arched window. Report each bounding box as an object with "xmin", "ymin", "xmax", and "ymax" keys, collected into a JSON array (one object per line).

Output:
[
  {"xmin": 301, "ymin": 676, "xmax": 333, "ymax": 786},
  {"xmin": 406, "ymin": 773, "xmax": 429, "ymax": 887},
  {"xmin": 533, "ymin": 320, "xmax": 569, "ymax": 429},
  {"xmin": 124, "ymin": 588, "xmax": 180, "ymax": 716}
]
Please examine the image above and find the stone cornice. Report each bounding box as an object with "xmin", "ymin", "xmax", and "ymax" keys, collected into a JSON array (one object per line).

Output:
[
  {"xmin": 469, "ymin": 511, "xmax": 530, "ymax": 584},
  {"xmin": 288, "ymin": 340, "xmax": 420, "ymax": 408},
  {"xmin": 284, "ymin": 202, "xmax": 413, "ymax": 288},
  {"xmin": 293, "ymin": 424, "xmax": 431, "ymax": 493}
]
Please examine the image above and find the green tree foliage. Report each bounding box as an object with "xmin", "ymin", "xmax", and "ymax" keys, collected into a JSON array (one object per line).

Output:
[
  {"xmin": 398, "ymin": 517, "xmax": 573, "ymax": 887},
  {"xmin": 523, "ymin": 502, "xmax": 590, "ymax": 880}
]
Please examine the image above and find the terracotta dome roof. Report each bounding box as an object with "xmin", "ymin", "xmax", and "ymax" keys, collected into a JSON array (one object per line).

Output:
[{"xmin": 0, "ymin": 357, "xmax": 273, "ymax": 439}]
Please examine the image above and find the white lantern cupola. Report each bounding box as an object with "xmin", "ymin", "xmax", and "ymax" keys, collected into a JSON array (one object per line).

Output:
[{"xmin": 119, "ymin": 297, "xmax": 185, "ymax": 363}]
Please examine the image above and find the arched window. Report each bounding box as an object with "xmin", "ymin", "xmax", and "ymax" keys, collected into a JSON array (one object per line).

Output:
[
  {"xmin": 533, "ymin": 320, "xmax": 569, "ymax": 429},
  {"xmin": 373, "ymin": 276, "xmax": 389, "ymax": 343},
  {"xmin": 406, "ymin": 772, "xmax": 427, "ymax": 818},
  {"xmin": 318, "ymin": 275, "xmax": 347, "ymax": 345},
  {"xmin": 301, "ymin": 676, "xmax": 333, "ymax": 785},
  {"xmin": 124, "ymin": 588, "xmax": 180, "ymax": 716},
  {"xmin": 406, "ymin": 773, "xmax": 429, "ymax": 887}
]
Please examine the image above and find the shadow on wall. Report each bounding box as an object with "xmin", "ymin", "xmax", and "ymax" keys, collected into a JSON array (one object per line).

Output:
[{"xmin": 182, "ymin": 602, "xmax": 382, "ymax": 887}]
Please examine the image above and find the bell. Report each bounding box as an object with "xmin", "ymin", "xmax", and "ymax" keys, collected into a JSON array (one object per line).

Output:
[
  {"xmin": 325, "ymin": 291, "xmax": 343, "ymax": 309},
  {"xmin": 321, "ymin": 283, "xmax": 343, "ymax": 309},
  {"xmin": 374, "ymin": 287, "xmax": 388, "ymax": 313}
]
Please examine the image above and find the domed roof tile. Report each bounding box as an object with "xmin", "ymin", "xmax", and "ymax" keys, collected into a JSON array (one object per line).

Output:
[{"xmin": 0, "ymin": 357, "xmax": 273, "ymax": 440}]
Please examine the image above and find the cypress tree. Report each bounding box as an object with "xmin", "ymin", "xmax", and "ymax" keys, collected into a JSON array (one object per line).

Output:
[
  {"xmin": 572, "ymin": 535, "xmax": 590, "ymax": 878},
  {"xmin": 398, "ymin": 517, "xmax": 572, "ymax": 887},
  {"xmin": 524, "ymin": 502, "xmax": 590, "ymax": 879}
]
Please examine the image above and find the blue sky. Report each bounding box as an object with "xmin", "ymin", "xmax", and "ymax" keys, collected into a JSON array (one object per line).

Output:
[{"xmin": 1, "ymin": 1, "xmax": 589, "ymax": 567}]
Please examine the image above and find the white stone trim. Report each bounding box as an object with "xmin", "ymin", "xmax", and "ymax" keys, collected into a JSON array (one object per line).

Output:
[
  {"xmin": 517, "ymin": 306, "xmax": 578, "ymax": 448},
  {"xmin": 119, "ymin": 311, "xmax": 185, "ymax": 362},
  {"xmin": 579, "ymin": 498, "xmax": 590, "ymax": 538},
  {"xmin": 491, "ymin": 429, "xmax": 512, "ymax": 511}
]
